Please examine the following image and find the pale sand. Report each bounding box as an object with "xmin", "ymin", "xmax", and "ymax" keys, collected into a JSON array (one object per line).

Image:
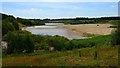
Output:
[
  {"xmin": 58, "ymin": 24, "xmax": 114, "ymax": 35},
  {"xmin": 22, "ymin": 24, "xmax": 114, "ymax": 38}
]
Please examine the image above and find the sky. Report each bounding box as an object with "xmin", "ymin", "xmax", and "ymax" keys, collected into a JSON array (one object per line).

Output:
[
  {"xmin": 1, "ymin": 2, "xmax": 118, "ymax": 19},
  {"xmin": 1, "ymin": 0, "xmax": 120, "ymax": 2}
]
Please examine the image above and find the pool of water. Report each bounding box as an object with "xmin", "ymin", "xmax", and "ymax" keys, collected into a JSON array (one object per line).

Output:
[{"xmin": 23, "ymin": 25, "xmax": 87, "ymax": 40}]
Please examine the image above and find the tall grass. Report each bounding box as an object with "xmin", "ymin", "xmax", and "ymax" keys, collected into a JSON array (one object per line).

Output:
[{"xmin": 2, "ymin": 45, "xmax": 118, "ymax": 66}]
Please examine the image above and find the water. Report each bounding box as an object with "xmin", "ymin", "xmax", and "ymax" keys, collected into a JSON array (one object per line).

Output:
[
  {"xmin": 22, "ymin": 23, "xmax": 112, "ymax": 40},
  {"xmin": 32, "ymin": 26, "xmax": 57, "ymax": 28},
  {"xmin": 23, "ymin": 25, "xmax": 87, "ymax": 40},
  {"xmin": 45, "ymin": 23, "xmax": 64, "ymax": 26}
]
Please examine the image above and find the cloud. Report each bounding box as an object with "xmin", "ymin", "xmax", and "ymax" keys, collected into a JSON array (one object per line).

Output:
[{"xmin": 2, "ymin": 2, "xmax": 117, "ymax": 19}]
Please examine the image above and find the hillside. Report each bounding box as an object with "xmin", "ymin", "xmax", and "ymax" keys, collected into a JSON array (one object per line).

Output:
[{"xmin": 2, "ymin": 45, "xmax": 118, "ymax": 66}]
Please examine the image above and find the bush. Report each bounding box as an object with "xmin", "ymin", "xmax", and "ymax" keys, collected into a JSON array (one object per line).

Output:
[
  {"xmin": 65, "ymin": 41, "xmax": 75, "ymax": 50},
  {"xmin": 48, "ymin": 35, "xmax": 68, "ymax": 51},
  {"xmin": 111, "ymin": 21, "xmax": 120, "ymax": 45},
  {"xmin": 109, "ymin": 26, "xmax": 117, "ymax": 28},
  {"xmin": 70, "ymin": 35, "xmax": 111, "ymax": 49},
  {"xmin": 32, "ymin": 35, "xmax": 69, "ymax": 51},
  {"xmin": 2, "ymin": 20, "xmax": 15, "ymax": 36},
  {"xmin": 5, "ymin": 31, "xmax": 34, "ymax": 54}
]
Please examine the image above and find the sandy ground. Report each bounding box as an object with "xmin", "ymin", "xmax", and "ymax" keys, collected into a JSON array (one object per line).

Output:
[
  {"xmin": 58, "ymin": 24, "xmax": 114, "ymax": 35},
  {"xmin": 22, "ymin": 24, "xmax": 114, "ymax": 39}
]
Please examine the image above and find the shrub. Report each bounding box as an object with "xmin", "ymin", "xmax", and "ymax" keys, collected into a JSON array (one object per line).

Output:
[
  {"xmin": 70, "ymin": 35, "xmax": 111, "ymax": 49},
  {"xmin": 5, "ymin": 31, "xmax": 34, "ymax": 54},
  {"xmin": 111, "ymin": 21, "xmax": 120, "ymax": 45},
  {"xmin": 2, "ymin": 20, "xmax": 15, "ymax": 36},
  {"xmin": 65, "ymin": 41, "xmax": 75, "ymax": 50},
  {"xmin": 48, "ymin": 35, "xmax": 68, "ymax": 51}
]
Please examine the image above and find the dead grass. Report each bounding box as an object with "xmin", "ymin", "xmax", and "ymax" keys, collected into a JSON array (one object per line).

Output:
[{"xmin": 2, "ymin": 45, "xmax": 118, "ymax": 66}]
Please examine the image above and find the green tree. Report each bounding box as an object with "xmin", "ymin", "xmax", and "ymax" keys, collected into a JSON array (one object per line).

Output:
[
  {"xmin": 2, "ymin": 20, "xmax": 15, "ymax": 36},
  {"xmin": 12, "ymin": 20, "xmax": 19, "ymax": 30},
  {"xmin": 6, "ymin": 31, "xmax": 34, "ymax": 54},
  {"xmin": 48, "ymin": 35, "xmax": 68, "ymax": 51},
  {"xmin": 111, "ymin": 21, "xmax": 120, "ymax": 45},
  {"xmin": 25, "ymin": 34, "xmax": 34, "ymax": 53},
  {"xmin": 6, "ymin": 32, "xmax": 15, "ymax": 54},
  {"xmin": 65, "ymin": 41, "xmax": 74, "ymax": 50}
]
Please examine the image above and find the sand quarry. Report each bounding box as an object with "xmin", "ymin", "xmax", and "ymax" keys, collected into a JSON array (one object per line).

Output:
[
  {"xmin": 60, "ymin": 24, "xmax": 114, "ymax": 35},
  {"xmin": 22, "ymin": 24, "xmax": 115, "ymax": 39}
]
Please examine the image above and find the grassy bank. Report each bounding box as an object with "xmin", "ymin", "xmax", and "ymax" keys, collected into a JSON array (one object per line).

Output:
[
  {"xmin": 2, "ymin": 45, "xmax": 118, "ymax": 66},
  {"xmin": 3, "ymin": 33, "xmax": 118, "ymax": 66}
]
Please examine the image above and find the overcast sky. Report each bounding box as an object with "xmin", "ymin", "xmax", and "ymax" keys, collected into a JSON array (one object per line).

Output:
[{"xmin": 1, "ymin": 2, "xmax": 118, "ymax": 19}]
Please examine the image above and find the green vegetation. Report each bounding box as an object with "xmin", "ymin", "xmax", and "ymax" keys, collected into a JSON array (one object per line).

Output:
[
  {"xmin": 2, "ymin": 45, "xmax": 118, "ymax": 66},
  {"xmin": 54, "ymin": 20, "xmax": 119, "ymax": 25},
  {"xmin": 1, "ymin": 13, "xmax": 119, "ymax": 66},
  {"xmin": 64, "ymin": 20, "xmax": 96, "ymax": 24},
  {"xmin": 3, "ymin": 31, "xmax": 34, "ymax": 54},
  {"xmin": 18, "ymin": 23, "xmax": 25, "ymax": 28},
  {"xmin": 2, "ymin": 14, "xmax": 20, "ymax": 36},
  {"xmin": 32, "ymin": 35, "xmax": 69, "ymax": 51},
  {"xmin": 83, "ymin": 32, "xmax": 99, "ymax": 37},
  {"xmin": 2, "ymin": 13, "xmax": 46, "ymax": 36},
  {"xmin": 2, "ymin": 20, "xmax": 15, "ymax": 36},
  {"xmin": 71, "ymin": 35, "xmax": 110, "ymax": 47},
  {"xmin": 3, "ymin": 32, "xmax": 111, "ymax": 53},
  {"xmin": 109, "ymin": 26, "xmax": 117, "ymax": 28},
  {"xmin": 111, "ymin": 21, "xmax": 120, "ymax": 45}
]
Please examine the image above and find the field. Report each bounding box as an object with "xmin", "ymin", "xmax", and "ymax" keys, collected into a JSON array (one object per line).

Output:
[{"xmin": 2, "ymin": 45, "xmax": 118, "ymax": 66}]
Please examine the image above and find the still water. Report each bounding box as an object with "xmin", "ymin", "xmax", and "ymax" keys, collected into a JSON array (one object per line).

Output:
[{"xmin": 23, "ymin": 24, "xmax": 87, "ymax": 40}]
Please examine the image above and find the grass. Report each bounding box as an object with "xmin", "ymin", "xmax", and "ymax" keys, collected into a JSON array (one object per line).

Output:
[
  {"xmin": 2, "ymin": 45, "xmax": 119, "ymax": 66},
  {"xmin": 18, "ymin": 23, "xmax": 25, "ymax": 28},
  {"xmin": 109, "ymin": 26, "xmax": 117, "ymax": 28},
  {"xmin": 82, "ymin": 32, "xmax": 100, "ymax": 37}
]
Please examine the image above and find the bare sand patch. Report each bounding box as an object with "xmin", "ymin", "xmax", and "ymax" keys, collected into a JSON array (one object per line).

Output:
[
  {"xmin": 60, "ymin": 24, "xmax": 114, "ymax": 35},
  {"xmin": 22, "ymin": 24, "xmax": 114, "ymax": 39}
]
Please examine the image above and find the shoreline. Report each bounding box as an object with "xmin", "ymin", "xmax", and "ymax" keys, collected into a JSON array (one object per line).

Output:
[{"xmin": 22, "ymin": 24, "xmax": 114, "ymax": 39}]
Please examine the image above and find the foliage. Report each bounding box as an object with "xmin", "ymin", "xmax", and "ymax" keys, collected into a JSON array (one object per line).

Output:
[
  {"xmin": 1, "ymin": 13, "xmax": 119, "ymax": 66},
  {"xmin": 12, "ymin": 20, "xmax": 19, "ymax": 30},
  {"xmin": 31, "ymin": 34, "xmax": 111, "ymax": 51},
  {"xmin": 2, "ymin": 13, "xmax": 118, "ymax": 53},
  {"xmin": 2, "ymin": 13, "xmax": 45, "ymax": 37},
  {"xmin": 17, "ymin": 18, "xmax": 33, "ymax": 26},
  {"xmin": 70, "ymin": 35, "xmax": 111, "ymax": 49},
  {"xmin": 32, "ymin": 35, "xmax": 69, "ymax": 51},
  {"xmin": 2, "ymin": 20, "xmax": 15, "ymax": 36},
  {"xmin": 30, "ymin": 19, "xmax": 46, "ymax": 25},
  {"xmin": 64, "ymin": 41, "xmax": 75, "ymax": 50},
  {"xmin": 109, "ymin": 26, "xmax": 117, "ymax": 28},
  {"xmin": 48, "ymin": 35, "xmax": 68, "ymax": 51},
  {"xmin": 111, "ymin": 21, "xmax": 120, "ymax": 45},
  {"xmin": 2, "ymin": 14, "xmax": 20, "ymax": 36},
  {"xmin": 5, "ymin": 31, "xmax": 34, "ymax": 54},
  {"xmin": 18, "ymin": 23, "xmax": 25, "ymax": 28},
  {"xmin": 31, "ymin": 35, "xmax": 49, "ymax": 50}
]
